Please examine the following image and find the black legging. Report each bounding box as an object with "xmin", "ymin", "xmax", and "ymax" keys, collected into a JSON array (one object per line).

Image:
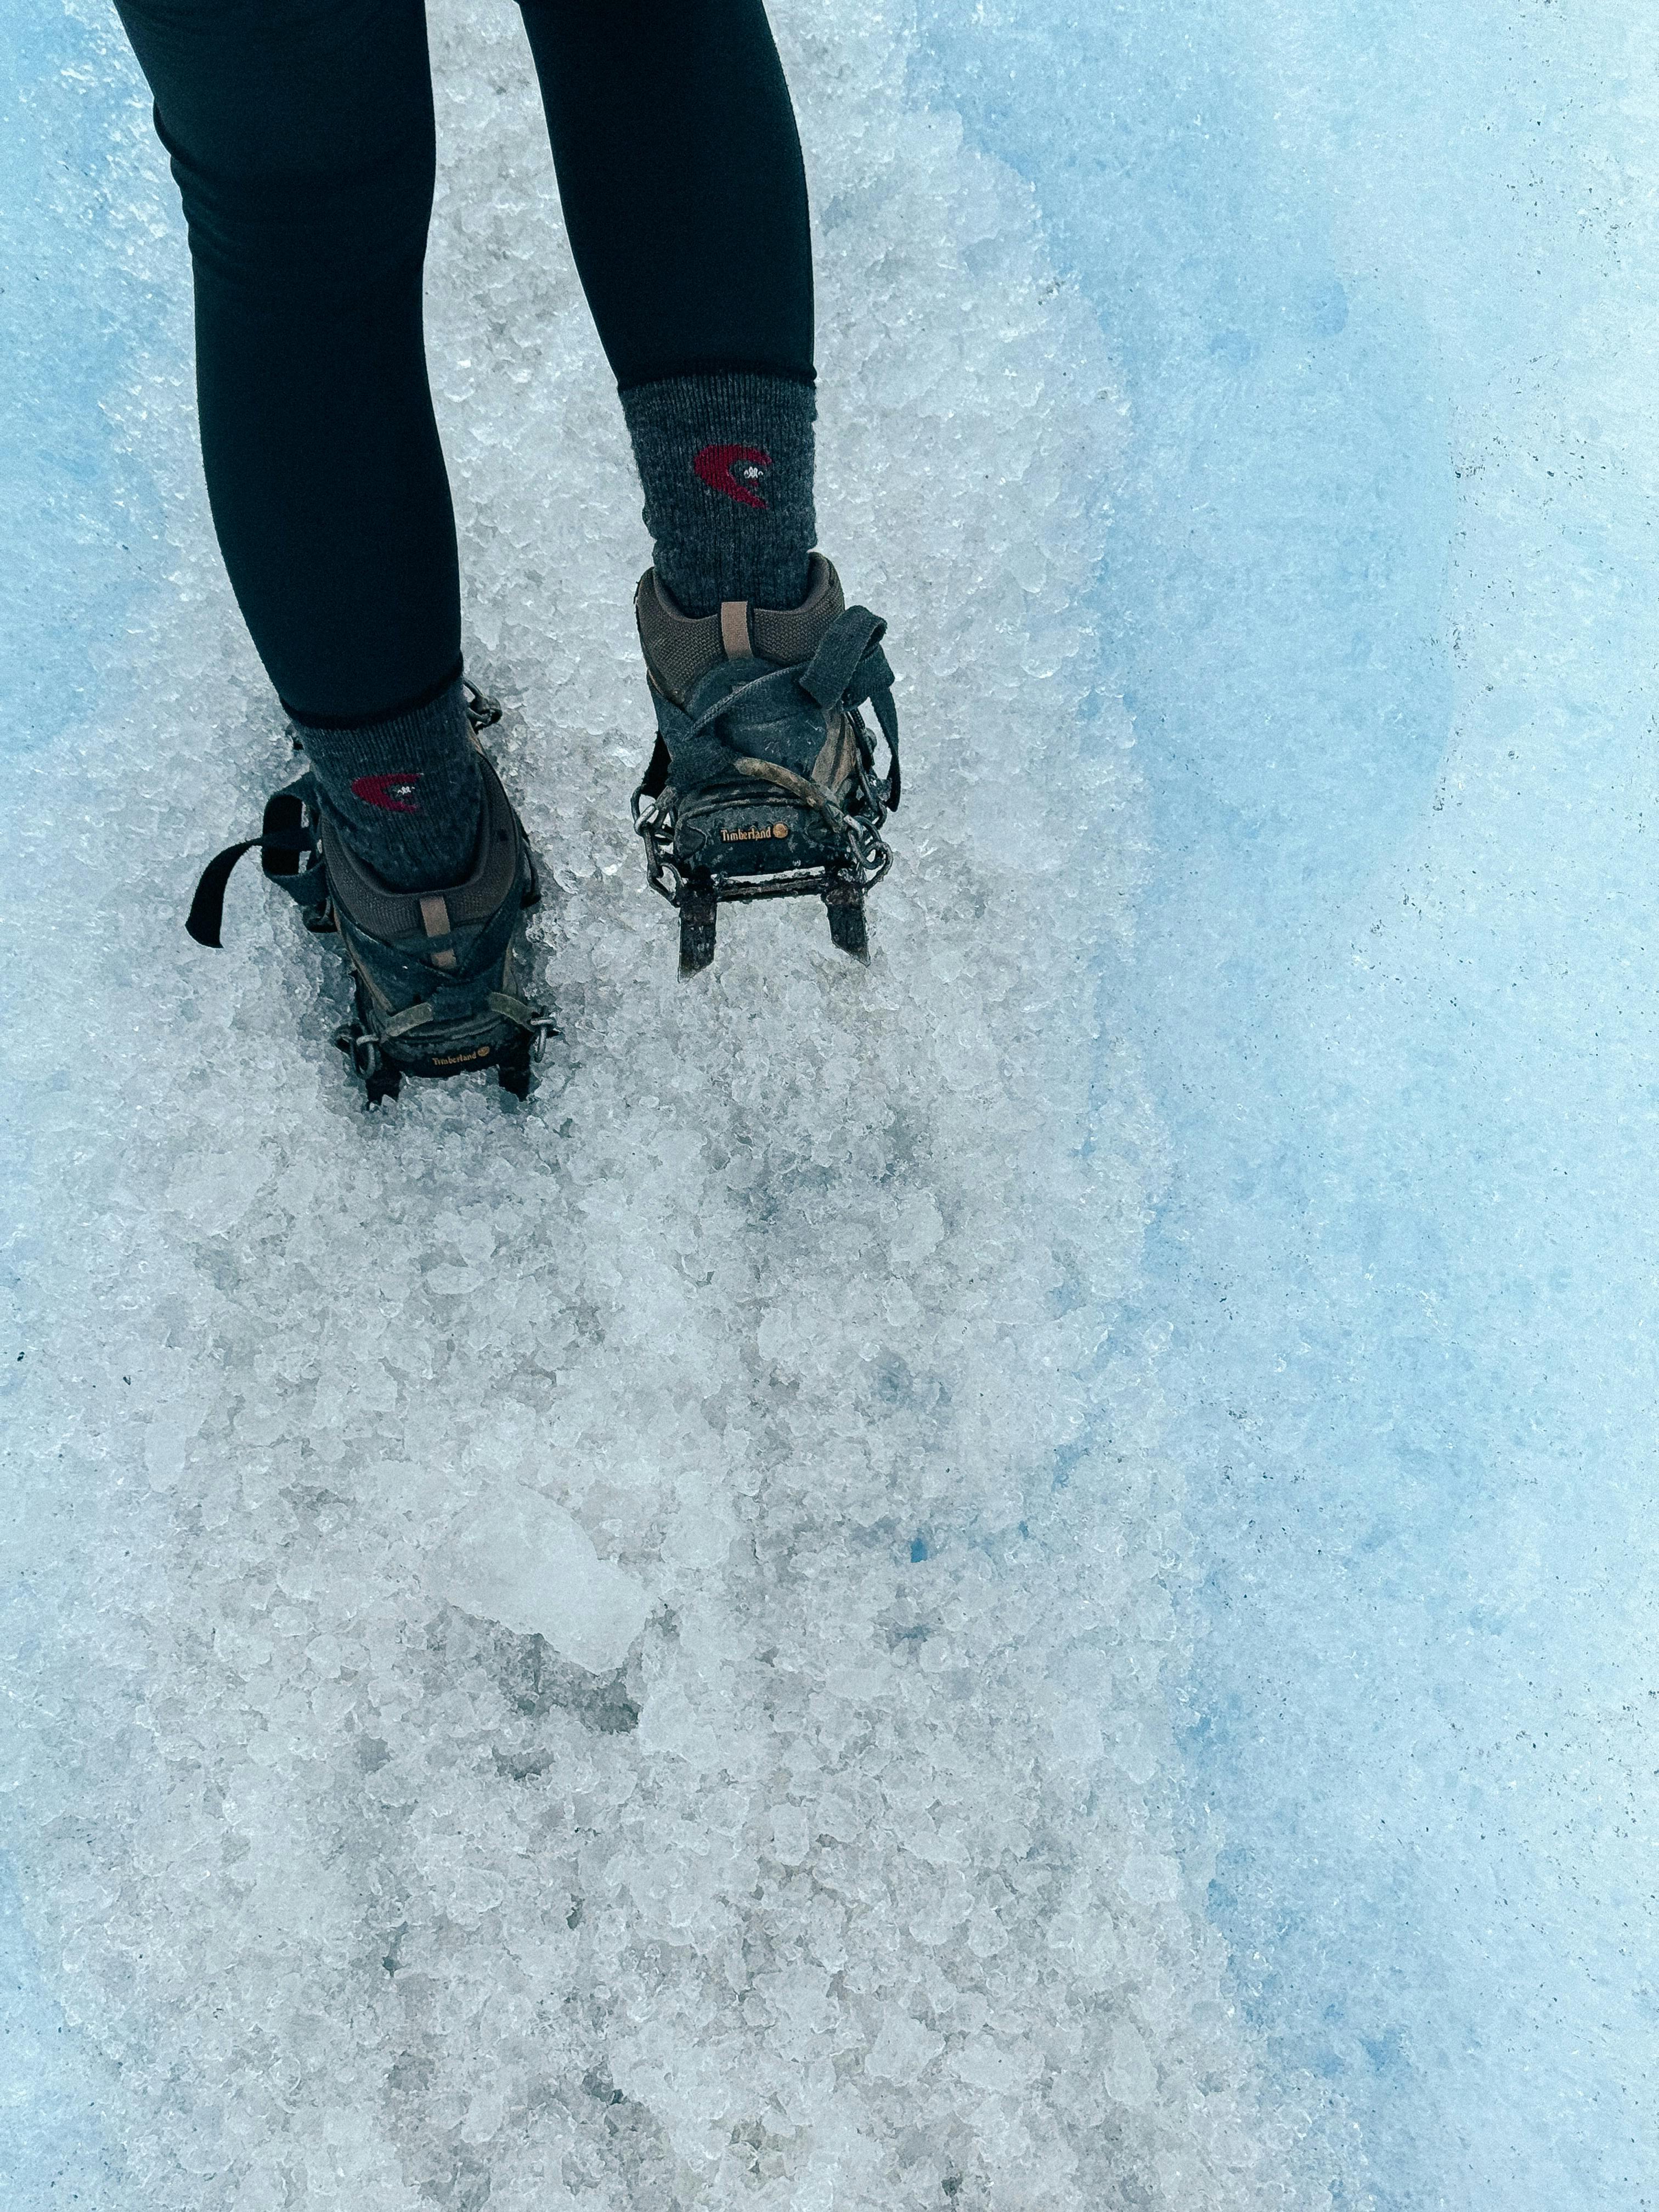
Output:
[{"xmin": 112, "ymin": 0, "xmax": 814, "ymax": 725}]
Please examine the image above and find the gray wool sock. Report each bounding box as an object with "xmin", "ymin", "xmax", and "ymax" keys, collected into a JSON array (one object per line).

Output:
[
  {"xmin": 292, "ymin": 675, "xmax": 483, "ymax": 895},
  {"xmin": 620, "ymin": 371, "xmax": 816, "ymax": 617}
]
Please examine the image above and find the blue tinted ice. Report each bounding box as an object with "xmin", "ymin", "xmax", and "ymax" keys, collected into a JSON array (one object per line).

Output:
[
  {"xmin": 915, "ymin": 0, "xmax": 1659, "ymax": 2203},
  {"xmin": 5, "ymin": 0, "xmax": 1652, "ymax": 2204}
]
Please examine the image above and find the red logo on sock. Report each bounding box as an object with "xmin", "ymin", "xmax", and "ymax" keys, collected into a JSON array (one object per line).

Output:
[
  {"xmin": 693, "ymin": 443, "xmax": 772, "ymax": 510},
  {"xmin": 351, "ymin": 770, "xmax": 423, "ymax": 813}
]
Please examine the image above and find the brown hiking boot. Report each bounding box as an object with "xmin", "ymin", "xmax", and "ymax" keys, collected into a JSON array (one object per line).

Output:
[{"xmin": 630, "ymin": 555, "xmax": 901, "ymax": 972}]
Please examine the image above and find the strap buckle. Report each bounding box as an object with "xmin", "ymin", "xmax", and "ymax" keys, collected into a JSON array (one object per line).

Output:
[{"xmin": 334, "ymin": 1023, "xmax": 382, "ymax": 1079}]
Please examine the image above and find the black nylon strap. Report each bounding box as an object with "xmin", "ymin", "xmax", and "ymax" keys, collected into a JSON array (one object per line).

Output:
[
  {"xmin": 186, "ymin": 838, "xmax": 262, "ymax": 949},
  {"xmin": 642, "ymin": 603, "xmax": 902, "ymax": 812},
  {"xmin": 799, "ymin": 608, "xmax": 900, "ymax": 810},
  {"xmin": 797, "ymin": 606, "xmax": 887, "ymax": 710},
  {"xmin": 259, "ymin": 790, "xmax": 311, "ymax": 877},
  {"xmin": 187, "ymin": 835, "xmax": 326, "ymax": 947},
  {"xmin": 869, "ymin": 685, "xmax": 901, "ymax": 809},
  {"xmin": 187, "ymin": 788, "xmax": 321, "ymax": 947},
  {"xmin": 639, "ymin": 732, "xmax": 673, "ymax": 800}
]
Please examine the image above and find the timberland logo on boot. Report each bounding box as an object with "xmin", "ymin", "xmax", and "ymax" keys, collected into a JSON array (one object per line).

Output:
[
  {"xmin": 351, "ymin": 770, "xmax": 423, "ymax": 813},
  {"xmin": 721, "ymin": 821, "xmax": 792, "ymax": 842},
  {"xmin": 693, "ymin": 443, "xmax": 772, "ymax": 510}
]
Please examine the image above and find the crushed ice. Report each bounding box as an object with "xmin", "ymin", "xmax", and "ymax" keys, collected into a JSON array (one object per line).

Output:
[{"xmin": 2, "ymin": 1, "xmax": 1343, "ymax": 2204}]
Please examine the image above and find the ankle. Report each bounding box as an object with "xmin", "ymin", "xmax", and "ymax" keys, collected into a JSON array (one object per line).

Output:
[
  {"xmin": 290, "ymin": 673, "xmax": 483, "ymax": 893},
  {"xmin": 619, "ymin": 369, "xmax": 816, "ymax": 617}
]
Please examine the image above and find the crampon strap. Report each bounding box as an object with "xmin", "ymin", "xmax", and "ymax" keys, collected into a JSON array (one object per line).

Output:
[
  {"xmin": 186, "ymin": 785, "xmax": 324, "ymax": 949},
  {"xmin": 638, "ymin": 605, "xmax": 901, "ymax": 812},
  {"xmin": 795, "ymin": 607, "xmax": 901, "ymax": 811},
  {"xmin": 638, "ymin": 733, "xmax": 672, "ymax": 806}
]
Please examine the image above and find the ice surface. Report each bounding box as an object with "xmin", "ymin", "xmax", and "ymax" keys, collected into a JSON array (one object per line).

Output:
[
  {"xmin": 0, "ymin": 5, "xmax": 169, "ymax": 742},
  {"xmin": 914, "ymin": 1, "xmax": 1659, "ymax": 2204},
  {"xmin": 2, "ymin": 1, "xmax": 1337, "ymax": 2206},
  {"xmin": 14, "ymin": 0, "xmax": 1651, "ymax": 2200}
]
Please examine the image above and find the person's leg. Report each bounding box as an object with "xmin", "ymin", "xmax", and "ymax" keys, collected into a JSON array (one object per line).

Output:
[
  {"xmin": 520, "ymin": 0, "xmax": 898, "ymax": 975},
  {"xmin": 518, "ymin": 0, "xmax": 817, "ymax": 617},
  {"xmin": 114, "ymin": 0, "xmax": 482, "ymax": 890}
]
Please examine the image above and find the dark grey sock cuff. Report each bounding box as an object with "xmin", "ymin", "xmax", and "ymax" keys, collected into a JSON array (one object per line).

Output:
[
  {"xmin": 293, "ymin": 675, "xmax": 483, "ymax": 895},
  {"xmin": 620, "ymin": 371, "xmax": 817, "ymax": 617}
]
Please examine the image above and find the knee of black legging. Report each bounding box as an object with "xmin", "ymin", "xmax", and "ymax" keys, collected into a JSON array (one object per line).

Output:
[{"xmin": 162, "ymin": 117, "xmax": 436, "ymax": 297}]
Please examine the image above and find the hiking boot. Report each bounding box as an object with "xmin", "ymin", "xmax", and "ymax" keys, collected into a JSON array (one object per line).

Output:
[
  {"xmin": 629, "ymin": 555, "xmax": 901, "ymax": 972},
  {"xmin": 187, "ymin": 685, "xmax": 554, "ymax": 1104}
]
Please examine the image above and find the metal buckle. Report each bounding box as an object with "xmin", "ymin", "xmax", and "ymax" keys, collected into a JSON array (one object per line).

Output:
[
  {"xmin": 631, "ymin": 782, "xmax": 682, "ymax": 906},
  {"xmin": 333, "ymin": 1023, "xmax": 381, "ymax": 1078},
  {"xmin": 463, "ymin": 680, "xmax": 501, "ymax": 733}
]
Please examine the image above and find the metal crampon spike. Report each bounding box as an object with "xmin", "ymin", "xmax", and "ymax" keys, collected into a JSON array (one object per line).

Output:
[
  {"xmin": 496, "ymin": 1035, "xmax": 534, "ymax": 1099},
  {"xmin": 824, "ymin": 880, "xmax": 870, "ymax": 961},
  {"xmin": 679, "ymin": 882, "xmax": 718, "ymax": 975}
]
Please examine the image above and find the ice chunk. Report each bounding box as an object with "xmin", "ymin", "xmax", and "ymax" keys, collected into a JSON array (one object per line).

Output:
[
  {"xmin": 865, "ymin": 2011, "xmax": 944, "ymax": 2086},
  {"xmin": 435, "ymin": 1486, "xmax": 647, "ymax": 1672},
  {"xmin": 1105, "ymin": 2021, "xmax": 1158, "ymax": 2112}
]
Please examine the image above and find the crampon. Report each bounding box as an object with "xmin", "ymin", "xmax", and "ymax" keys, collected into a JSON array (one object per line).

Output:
[
  {"xmin": 630, "ymin": 556, "xmax": 901, "ymax": 973},
  {"xmin": 185, "ymin": 684, "xmax": 556, "ymax": 1105}
]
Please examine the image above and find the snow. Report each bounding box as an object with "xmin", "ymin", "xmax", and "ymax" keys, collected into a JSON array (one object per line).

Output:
[{"xmin": 4, "ymin": 0, "xmax": 1654, "ymax": 2204}]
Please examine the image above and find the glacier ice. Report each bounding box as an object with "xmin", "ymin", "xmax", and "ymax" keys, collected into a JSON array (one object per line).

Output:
[
  {"xmin": 15, "ymin": 0, "xmax": 1651, "ymax": 2198},
  {"xmin": 916, "ymin": 0, "xmax": 1659, "ymax": 2202},
  {"xmin": 1, "ymin": 0, "xmax": 1339, "ymax": 2205}
]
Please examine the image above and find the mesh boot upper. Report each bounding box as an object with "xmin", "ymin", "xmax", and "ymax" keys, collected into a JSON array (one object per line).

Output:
[{"xmin": 635, "ymin": 553, "xmax": 845, "ymax": 708}]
